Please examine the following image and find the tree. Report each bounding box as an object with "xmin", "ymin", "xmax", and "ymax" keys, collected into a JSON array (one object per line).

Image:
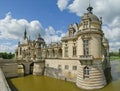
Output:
[
  {"xmin": 0, "ymin": 52, "xmax": 15, "ymax": 59},
  {"xmin": 119, "ymin": 49, "xmax": 120, "ymax": 57}
]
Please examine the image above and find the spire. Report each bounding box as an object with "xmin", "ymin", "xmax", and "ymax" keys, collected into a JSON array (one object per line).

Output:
[
  {"xmin": 37, "ymin": 33, "xmax": 41, "ymax": 39},
  {"xmin": 24, "ymin": 28, "xmax": 27, "ymax": 39},
  {"xmin": 87, "ymin": 0, "xmax": 93, "ymax": 13}
]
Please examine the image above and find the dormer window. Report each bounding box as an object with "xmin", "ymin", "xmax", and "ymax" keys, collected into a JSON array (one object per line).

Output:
[
  {"xmin": 83, "ymin": 21, "xmax": 88, "ymax": 29},
  {"xmin": 69, "ymin": 29, "xmax": 74, "ymax": 36}
]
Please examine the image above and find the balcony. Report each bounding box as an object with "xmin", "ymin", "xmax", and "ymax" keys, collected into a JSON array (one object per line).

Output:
[
  {"xmin": 79, "ymin": 55, "xmax": 93, "ymax": 65},
  {"xmin": 79, "ymin": 55, "xmax": 93, "ymax": 60}
]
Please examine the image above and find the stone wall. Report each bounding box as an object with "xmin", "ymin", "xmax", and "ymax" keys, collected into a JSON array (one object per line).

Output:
[
  {"xmin": 44, "ymin": 59, "xmax": 79, "ymax": 82},
  {"xmin": 33, "ymin": 62, "xmax": 45, "ymax": 75},
  {"xmin": 1, "ymin": 63, "xmax": 18, "ymax": 78},
  {"xmin": 0, "ymin": 68, "xmax": 11, "ymax": 91}
]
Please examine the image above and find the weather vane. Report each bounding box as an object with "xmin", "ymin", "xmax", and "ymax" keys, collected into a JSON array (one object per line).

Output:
[
  {"xmin": 89, "ymin": 0, "xmax": 91, "ymax": 7},
  {"xmin": 87, "ymin": 0, "xmax": 93, "ymax": 13}
]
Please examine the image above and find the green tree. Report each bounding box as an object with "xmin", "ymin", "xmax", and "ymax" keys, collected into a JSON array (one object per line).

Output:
[{"xmin": 0, "ymin": 52, "xmax": 15, "ymax": 59}]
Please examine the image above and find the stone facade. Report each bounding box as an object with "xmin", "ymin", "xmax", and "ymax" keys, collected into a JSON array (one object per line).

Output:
[{"xmin": 15, "ymin": 5, "xmax": 111, "ymax": 90}]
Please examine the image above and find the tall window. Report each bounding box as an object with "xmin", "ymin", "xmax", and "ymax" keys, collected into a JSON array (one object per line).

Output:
[
  {"xmin": 20, "ymin": 47, "xmax": 22, "ymax": 55},
  {"xmin": 47, "ymin": 50, "xmax": 49, "ymax": 58},
  {"xmin": 65, "ymin": 65, "xmax": 69, "ymax": 70},
  {"xmin": 64, "ymin": 47, "xmax": 68, "ymax": 57},
  {"xmin": 46, "ymin": 64, "xmax": 49, "ymax": 67},
  {"xmin": 73, "ymin": 66, "xmax": 77, "ymax": 70},
  {"xmin": 83, "ymin": 21, "xmax": 88, "ymax": 29},
  {"xmin": 83, "ymin": 66, "xmax": 89, "ymax": 78},
  {"xmin": 73, "ymin": 46, "xmax": 77, "ymax": 56},
  {"xmin": 83, "ymin": 40, "xmax": 89, "ymax": 56},
  {"xmin": 58, "ymin": 65, "xmax": 62, "ymax": 70}
]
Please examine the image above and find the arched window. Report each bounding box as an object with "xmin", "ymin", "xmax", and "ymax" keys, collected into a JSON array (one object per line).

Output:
[
  {"xmin": 58, "ymin": 49, "xmax": 62, "ymax": 57},
  {"xmin": 83, "ymin": 66, "xmax": 89, "ymax": 79}
]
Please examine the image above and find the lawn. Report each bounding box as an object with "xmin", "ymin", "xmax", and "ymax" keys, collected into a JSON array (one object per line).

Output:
[{"xmin": 110, "ymin": 56, "xmax": 120, "ymax": 61}]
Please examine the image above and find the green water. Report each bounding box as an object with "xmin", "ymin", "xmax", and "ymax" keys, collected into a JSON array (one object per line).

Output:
[{"xmin": 10, "ymin": 60, "xmax": 120, "ymax": 91}]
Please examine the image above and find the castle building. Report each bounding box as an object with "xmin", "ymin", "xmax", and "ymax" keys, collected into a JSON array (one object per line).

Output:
[{"xmin": 15, "ymin": 5, "xmax": 111, "ymax": 90}]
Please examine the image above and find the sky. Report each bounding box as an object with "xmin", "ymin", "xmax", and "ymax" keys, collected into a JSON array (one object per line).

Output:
[{"xmin": 0, "ymin": 0, "xmax": 120, "ymax": 53}]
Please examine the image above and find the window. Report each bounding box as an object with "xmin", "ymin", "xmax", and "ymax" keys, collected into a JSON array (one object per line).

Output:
[
  {"xmin": 83, "ymin": 66, "xmax": 89, "ymax": 78},
  {"xmin": 64, "ymin": 47, "xmax": 68, "ymax": 57},
  {"xmin": 65, "ymin": 65, "xmax": 69, "ymax": 70},
  {"xmin": 73, "ymin": 66, "xmax": 77, "ymax": 70},
  {"xmin": 47, "ymin": 50, "xmax": 49, "ymax": 58},
  {"xmin": 83, "ymin": 21, "xmax": 88, "ymax": 29},
  {"xmin": 83, "ymin": 40, "xmax": 89, "ymax": 56},
  {"xmin": 69, "ymin": 29, "xmax": 73, "ymax": 36},
  {"xmin": 73, "ymin": 46, "xmax": 77, "ymax": 56},
  {"xmin": 20, "ymin": 47, "xmax": 22, "ymax": 55},
  {"xmin": 46, "ymin": 64, "xmax": 49, "ymax": 67},
  {"xmin": 58, "ymin": 65, "xmax": 61, "ymax": 70}
]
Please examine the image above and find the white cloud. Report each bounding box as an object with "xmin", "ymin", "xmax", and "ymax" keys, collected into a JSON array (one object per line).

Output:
[
  {"xmin": 0, "ymin": 12, "xmax": 65, "ymax": 52},
  {"xmin": 103, "ymin": 17, "xmax": 120, "ymax": 52},
  {"xmin": 68, "ymin": 0, "xmax": 87, "ymax": 16},
  {"xmin": 57, "ymin": 0, "xmax": 70, "ymax": 11},
  {"xmin": 44, "ymin": 26, "xmax": 65, "ymax": 44},
  {"xmin": 0, "ymin": 12, "xmax": 43, "ymax": 40},
  {"xmin": 57, "ymin": 0, "xmax": 120, "ymax": 23},
  {"xmin": 0, "ymin": 43, "xmax": 17, "ymax": 53}
]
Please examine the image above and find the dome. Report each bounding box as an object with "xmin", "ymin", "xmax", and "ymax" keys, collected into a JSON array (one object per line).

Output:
[
  {"xmin": 88, "ymin": 13, "xmax": 99, "ymax": 22},
  {"xmin": 36, "ymin": 33, "xmax": 45, "ymax": 42},
  {"xmin": 82, "ymin": 6, "xmax": 99, "ymax": 22},
  {"xmin": 82, "ymin": 13, "xmax": 99, "ymax": 22}
]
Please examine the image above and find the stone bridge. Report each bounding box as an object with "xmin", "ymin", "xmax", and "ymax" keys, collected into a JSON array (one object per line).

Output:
[{"xmin": 0, "ymin": 59, "xmax": 45, "ymax": 78}]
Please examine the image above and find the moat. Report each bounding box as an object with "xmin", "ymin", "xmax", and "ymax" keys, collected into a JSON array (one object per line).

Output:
[{"xmin": 8, "ymin": 60, "xmax": 120, "ymax": 91}]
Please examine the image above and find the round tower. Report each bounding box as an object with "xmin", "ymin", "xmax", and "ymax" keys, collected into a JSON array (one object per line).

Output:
[{"xmin": 76, "ymin": 4, "xmax": 109, "ymax": 90}]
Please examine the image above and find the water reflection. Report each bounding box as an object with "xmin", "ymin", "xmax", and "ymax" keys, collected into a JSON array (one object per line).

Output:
[
  {"xmin": 10, "ymin": 60, "xmax": 120, "ymax": 91},
  {"xmin": 111, "ymin": 60, "xmax": 120, "ymax": 81}
]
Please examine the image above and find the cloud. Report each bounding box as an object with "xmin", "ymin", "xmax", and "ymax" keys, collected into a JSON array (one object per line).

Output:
[
  {"xmin": 57, "ymin": 0, "xmax": 120, "ymax": 23},
  {"xmin": 103, "ymin": 17, "xmax": 120, "ymax": 52},
  {"xmin": 57, "ymin": 0, "xmax": 70, "ymax": 11},
  {"xmin": 44, "ymin": 26, "xmax": 65, "ymax": 44},
  {"xmin": 0, "ymin": 42, "xmax": 17, "ymax": 53},
  {"xmin": 0, "ymin": 12, "xmax": 43, "ymax": 40},
  {"xmin": 0, "ymin": 12, "xmax": 65, "ymax": 52}
]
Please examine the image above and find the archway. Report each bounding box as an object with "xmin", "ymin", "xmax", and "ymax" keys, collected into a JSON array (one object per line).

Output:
[
  {"xmin": 30, "ymin": 63, "xmax": 34, "ymax": 74},
  {"xmin": 18, "ymin": 64, "xmax": 25, "ymax": 76}
]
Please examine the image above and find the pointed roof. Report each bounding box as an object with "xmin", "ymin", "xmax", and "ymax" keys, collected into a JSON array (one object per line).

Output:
[{"xmin": 24, "ymin": 28, "xmax": 27, "ymax": 39}]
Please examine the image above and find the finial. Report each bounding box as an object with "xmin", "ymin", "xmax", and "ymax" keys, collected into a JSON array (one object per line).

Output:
[
  {"xmin": 38, "ymin": 33, "xmax": 41, "ymax": 39},
  {"xmin": 87, "ymin": 0, "xmax": 93, "ymax": 13},
  {"xmin": 18, "ymin": 41, "xmax": 20, "ymax": 45},
  {"xmin": 89, "ymin": 0, "xmax": 90, "ymax": 7},
  {"xmin": 24, "ymin": 28, "xmax": 27, "ymax": 39}
]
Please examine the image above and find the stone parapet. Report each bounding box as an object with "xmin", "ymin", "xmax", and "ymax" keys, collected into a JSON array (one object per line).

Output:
[{"xmin": 0, "ymin": 68, "xmax": 11, "ymax": 91}]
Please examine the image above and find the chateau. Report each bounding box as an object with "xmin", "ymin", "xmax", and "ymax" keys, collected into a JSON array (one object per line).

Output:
[{"xmin": 15, "ymin": 5, "xmax": 111, "ymax": 90}]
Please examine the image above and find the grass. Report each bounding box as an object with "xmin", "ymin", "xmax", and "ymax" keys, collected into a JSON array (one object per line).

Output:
[{"xmin": 110, "ymin": 56, "xmax": 120, "ymax": 61}]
